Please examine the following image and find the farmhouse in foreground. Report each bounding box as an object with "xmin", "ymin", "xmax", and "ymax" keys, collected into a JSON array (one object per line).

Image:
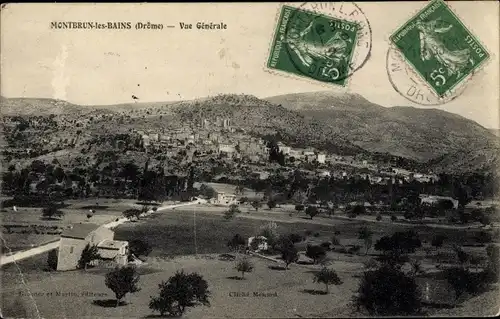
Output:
[{"xmin": 57, "ymin": 223, "xmax": 129, "ymax": 271}]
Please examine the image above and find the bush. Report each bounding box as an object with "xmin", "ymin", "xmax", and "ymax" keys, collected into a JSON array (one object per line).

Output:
[
  {"xmin": 105, "ymin": 265, "xmax": 141, "ymax": 307},
  {"xmin": 354, "ymin": 265, "xmax": 422, "ymax": 316},
  {"xmin": 475, "ymin": 231, "xmax": 493, "ymax": 244},
  {"xmin": 286, "ymin": 233, "xmax": 303, "ymax": 244},
  {"xmin": 444, "ymin": 267, "xmax": 488, "ymax": 300},
  {"xmin": 363, "ymin": 258, "xmax": 379, "ymax": 270},
  {"xmin": 486, "ymin": 244, "xmax": 500, "ymax": 282},
  {"xmin": 123, "ymin": 209, "xmax": 141, "ymax": 220},
  {"xmin": 149, "ymin": 270, "xmax": 209, "ymax": 317},
  {"xmin": 305, "ymin": 206, "xmax": 319, "ymax": 219},
  {"xmin": 331, "ymin": 236, "xmax": 340, "ymax": 246},
  {"xmin": 347, "ymin": 245, "xmax": 362, "ymax": 255},
  {"xmin": 267, "ymin": 199, "xmax": 277, "ymax": 209},
  {"xmin": 227, "ymin": 234, "xmax": 246, "ymax": 253},
  {"xmin": 304, "ymin": 230, "xmax": 313, "ymax": 237},
  {"xmin": 431, "ymin": 234, "xmax": 446, "ymax": 249},
  {"xmin": 313, "ymin": 232, "xmax": 320, "ymax": 237},
  {"xmin": 152, "ymin": 207, "xmax": 158, "ymax": 212},
  {"xmin": 251, "ymin": 200, "xmax": 262, "ymax": 211},
  {"xmin": 295, "ymin": 204, "xmax": 305, "ymax": 212},
  {"xmin": 320, "ymin": 241, "xmax": 332, "ymax": 250},
  {"xmin": 128, "ymin": 239, "xmax": 152, "ymax": 259},
  {"xmin": 41, "ymin": 205, "xmax": 64, "ymax": 219},
  {"xmin": 376, "ymin": 214, "xmax": 382, "ymax": 221},
  {"xmin": 306, "ymin": 245, "xmax": 326, "ymax": 264},
  {"xmin": 391, "ymin": 215, "xmax": 397, "ymax": 222}
]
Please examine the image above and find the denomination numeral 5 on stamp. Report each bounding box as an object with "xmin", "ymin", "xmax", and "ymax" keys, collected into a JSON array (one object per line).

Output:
[{"xmin": 389, "ymin": 0, "xmax": 490, "ymax": 97}]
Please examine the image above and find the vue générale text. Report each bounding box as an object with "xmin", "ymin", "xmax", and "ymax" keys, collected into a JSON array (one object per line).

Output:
[{"xmin": 49, "ymin": 21, "xmax": 228, "ymax": 30}]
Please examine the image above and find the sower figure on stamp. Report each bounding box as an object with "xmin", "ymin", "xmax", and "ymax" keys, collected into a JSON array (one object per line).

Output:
[
  {"xmin": 416, "ymin": 19, "xmax": 474, "ymax": 79},
  {"xmin": 283, "ymin": 20, "xmax": 352, "ymax": 69}
]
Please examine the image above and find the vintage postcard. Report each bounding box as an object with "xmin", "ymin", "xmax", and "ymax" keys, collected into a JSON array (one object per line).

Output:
[{"xmin": 1, "ymin": 2, "xmax": 499, "ymax": 318}]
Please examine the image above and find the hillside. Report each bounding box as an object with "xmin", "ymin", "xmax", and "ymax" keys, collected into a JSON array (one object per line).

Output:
[
  {"xmin": 3, "ymin": 93, "xmax": 497, "ymax": 174},
  {"xmin": 265, "ymin": 91, "xmax": 499, "ymax": 168},
  {"xmin": 0, "ymin": 97, "xmax": 102, "ymax": 116}
]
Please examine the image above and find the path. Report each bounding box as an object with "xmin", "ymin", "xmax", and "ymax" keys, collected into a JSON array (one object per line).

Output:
[{"xmin": 0, "ymin": 199, "xmax": 206, "ymax": 266}]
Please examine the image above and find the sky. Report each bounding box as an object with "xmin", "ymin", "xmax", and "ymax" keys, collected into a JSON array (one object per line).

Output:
[{"xmin": 1, "ymin": 2, "xmax": 499, "ymax": 128}]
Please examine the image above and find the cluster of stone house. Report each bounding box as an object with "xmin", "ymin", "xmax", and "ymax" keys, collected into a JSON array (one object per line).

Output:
[
  {"xmin": 56, "ymin": 223, "xmax": 129, "ymax": 271},
  {"xmin": 194, "ymin": 182, "xmax": 239, "ymax": 206}
]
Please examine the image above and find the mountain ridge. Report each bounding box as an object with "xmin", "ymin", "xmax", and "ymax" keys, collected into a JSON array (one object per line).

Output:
[{"xmin": 2, "ymin": 93, "xmax": 497, "ymax": 173}]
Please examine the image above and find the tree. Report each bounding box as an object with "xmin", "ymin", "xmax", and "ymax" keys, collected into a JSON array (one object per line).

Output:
[
  {"xmin": 358, "ymin": 226, "xmax": 373, "ymax": 255},
  {"xmin": 259, "ymin": 221, "xmax": 279, "ymax": 248},
  {"xmin": 199, "ymin": 184, "xmax": 216, "ymax": 199},
  {"xmin": 374, "ymin": 231, "xmax": 421, "ymax": 263},
  {"xmin": 431, "ymin": 234, "xmax": 446, "ymax": 251},
  {"xmin": 348, "ymin": 205, "xmax": 366, "ymax": 218},
  {"xmin": 105, "ymin": 265, "xmax": 141, "ymax": 307},
  {"xmin": 486, "ymin": 244, "xmax": 500, "ymax": 282},
  {"xmin": 123, "ymin": 208, "xmax": 141, "ymax": 220},
  {"xmin": 363, "ymin": 258, "xmax": 379, "ymax": 271},
  {"xmin": 149, "ymin": 270, "xmax": 210, "ymax": 317},
  {"xmin": 235, "ymin": 258, "xmax": 254, "ymax": 279},
  {"xmin": 354, "ymin": 264, "xmax": 422, "ymax": 316},
  {"xmin": 78, "ymin": 244, "xmax": 100, "ymax": 270},
  {"xmin": 444, "ymin": 267, "xmax": 487, "ymax": 301},
  {"xmin": 479, "ymin": 213, "xmax": 492, "ymax": 226},
  {"xmin": 295, "ymin": 204, "xmax": 305, "ymax": 213},
  {"xmin": 305, "ymin": 206, "xmax": 319, "ymax": 219},
  {"xmin": 251, "ymin": 200, "xmax": 262, "ymax": 211},
  {"xmin": 234, "ymin": 185, "xmax": 245, "ymax": 196},
  {"xmin": 376, "ymin": 214, "xmax": 382, "ymax": 221},
  {"xmin": 267, "ymin": 199, "xmax": 277, "ymax": 210},
  {"xmin": 282, "ymin": 233, "xmax": 303, "ymax": 245},
  {"xmin": 281, "ymin": 243, "xmax": 299, "ymax": 269},
  {"xmin": 47, "ymin": 249, "xmax": 58, "ymax": 271},
  {"xmin": 313, "ymin": 267, "xmax": 342, "ymax": 293},
  {"xmin": 128, "ymin": 239, "xmax": 152, "ymax": 260},
  {"xmin": 453, "ymin": 245, "xmax": 470, "ymax": 266},
  {"xmin": 224, "ymin": 204, "xmax": 240, "ymax": 220},
  {"xmin": 227, "ymin": 234, "xmax": 246, "ymax": 253},
  {"xmin": 41, "ymin": 205, "xmax": 64, "ymax": 219},
  {"xmin": 391, "ymin": 215, "xmax": 397, "ymax": 222},
  {"xmin": 306, "ymin": 244, "xmax": 326, "ymax": 264}
]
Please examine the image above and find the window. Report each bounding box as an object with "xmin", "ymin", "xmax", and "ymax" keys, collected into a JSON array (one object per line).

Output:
[{"xmin": 70, "ymin": 246, "xmax": 74, "ymax": 254}]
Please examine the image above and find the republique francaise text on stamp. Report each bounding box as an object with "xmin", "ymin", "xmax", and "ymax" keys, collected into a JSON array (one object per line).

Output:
[
  {"xmin": 389, "ymin": 0, "xmax": 490, "ymax": 99},
  {"xmin": 266, "ymin": 3, "xmax": 372, "ymax": 87}
]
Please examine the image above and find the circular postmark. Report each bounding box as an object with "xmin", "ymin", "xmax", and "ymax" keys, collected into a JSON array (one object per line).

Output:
[
  {"xmin": 386, "ymin": 45, "xmax": 469, "ymax": 106},
  {"xmin": 280, "ymin": 2, "xmax": 372, "ymax": 84}
]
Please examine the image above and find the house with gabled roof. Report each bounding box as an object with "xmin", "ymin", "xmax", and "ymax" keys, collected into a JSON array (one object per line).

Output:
[{"xmin": 57, "ymin": 223, "xmax": 129, "ymax": 271}]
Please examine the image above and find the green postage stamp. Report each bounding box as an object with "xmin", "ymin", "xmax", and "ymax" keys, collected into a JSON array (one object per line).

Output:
[
  {"xmin": 266, "ymin": 5, "xmax": 360, "ymax": 87},
  {"xmin": 390, "ymin": 0, "xmax": 490, "ymax": 97}
]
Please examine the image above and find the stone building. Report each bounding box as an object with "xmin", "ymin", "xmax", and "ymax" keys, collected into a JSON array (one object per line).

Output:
[{"xmin": 57, "ymin": 223, "xmax": 129, "ymax": 271}]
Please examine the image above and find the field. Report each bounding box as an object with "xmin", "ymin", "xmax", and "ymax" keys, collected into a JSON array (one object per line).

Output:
[
  {"xmin": 2, "ymin": 205, "xmax": 499, "ymax": 318},
  {"xmin": 0, "ymin": 198, "xmax": 148, "ymax": 253},
  {"xmin": 113, "ymin": 206, "xmax": 498, "ymax": 258}
]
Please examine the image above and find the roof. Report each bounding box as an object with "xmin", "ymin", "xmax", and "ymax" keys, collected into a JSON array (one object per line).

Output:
[
  {"xmin": 97, "ymin": 240, "xmax": 128, "ymax": 250},
  {"xmin": 61, "ymin": 223, "xmax": 101, "ymax": 239}
]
